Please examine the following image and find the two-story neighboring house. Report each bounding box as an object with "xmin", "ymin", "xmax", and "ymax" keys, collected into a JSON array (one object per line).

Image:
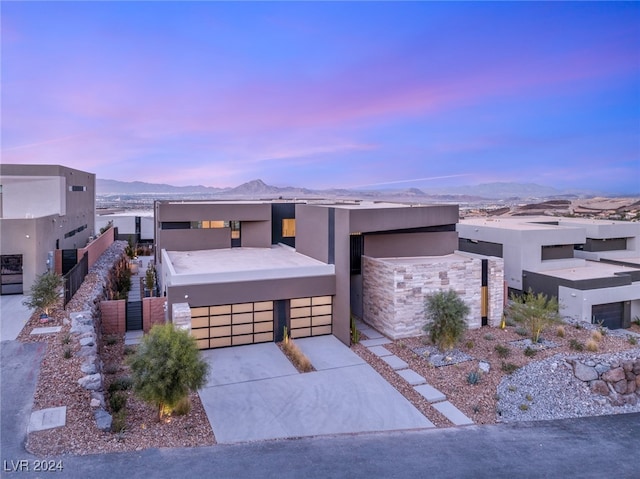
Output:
[
  {"xmin": 0, "ymin": 164, "xmax": 95, "ymax": 294},
  {"xmin": 458, "ymin": 217, "xmax": 640, "ymax": 329},
  {"xmin": 155, "ymin": 200, "xmax": 504, "ymax": 349}
]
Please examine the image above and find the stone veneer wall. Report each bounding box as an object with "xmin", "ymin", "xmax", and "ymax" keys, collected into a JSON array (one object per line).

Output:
[{"xmin": 362, "ymin": 254, "xmax": 504, "ymax": 340}]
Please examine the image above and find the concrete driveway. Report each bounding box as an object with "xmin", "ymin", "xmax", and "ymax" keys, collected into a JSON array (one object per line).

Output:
[
  {"xmin": 0, "ymin": 294, "xmax": 31, "ymax": 341},
  {"xmin": 198, "ymin": 335, "xmax": 434, "ymax": 444}
]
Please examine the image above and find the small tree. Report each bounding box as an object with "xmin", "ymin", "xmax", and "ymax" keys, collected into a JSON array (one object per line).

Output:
[
  {"xmin": 23, "ymin": 272, "xmax": 64, "ymax": 317},
  {"xmin": 128, "ymin": 323, "xmax": 209, "ymax": 420},
  {"xmin": 506, "ymin": 289, "xmax": 561, "ymax": 343},
  {"xmin": 423, "ymin": 289, "xmax": 470, "ymax": 352},
  {"xmin": 145, "ymin": 263, "xmax": 156, "ymax": 293}
]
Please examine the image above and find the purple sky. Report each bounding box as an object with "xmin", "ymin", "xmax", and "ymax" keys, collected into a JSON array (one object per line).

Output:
[{"xmin": 2, "ymin": 2, "xmax": 639, "ymax": 193}]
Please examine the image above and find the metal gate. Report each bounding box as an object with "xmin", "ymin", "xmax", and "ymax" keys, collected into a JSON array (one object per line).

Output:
[
  {"xmin": 126, "ymin": 300, "xmax": 143, "ymax": 331},
  {"xmin": 592, "ymin": 302, "xmax": 624, "ymax": 330}
]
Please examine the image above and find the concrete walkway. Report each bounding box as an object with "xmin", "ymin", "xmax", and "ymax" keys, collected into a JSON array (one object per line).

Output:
[
  {"xmin": 356, "ymin": 319, "xmax": 474, "ymax": 426},
  {"xmin": 198, "ymin": 336, "xmax": 434, "ymax": 444},
  {"xmin": 0, "ymin": 294, "xmax": 32, "ymax": 341}
]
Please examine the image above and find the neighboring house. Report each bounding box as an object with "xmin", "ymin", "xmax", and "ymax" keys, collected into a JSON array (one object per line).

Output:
[
  {"xmin": 457, "ymin": 217, "xmax": 640, "ymax": 329},
  {"xmin": 96, "ymin": 209, "xmax": 154, "ymax": 244},
  {"xmin": 0, "ymin": 164, "xmax": 96, "ymax": 294},
  {"xmin": 155, "ymin": 199, "xmax": 504, "ymax": 348}
]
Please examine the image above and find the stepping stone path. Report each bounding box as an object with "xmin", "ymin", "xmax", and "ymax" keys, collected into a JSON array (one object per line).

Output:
[
  {"xmin": 30, "ymin": 326, "xmax": 62, "ymax": 335},
  {"xmin": 355, "ymin": 319, "xmax": 474, "ymax": 428},
  {"xmin": 28, "ymin": 406, "xmax": 66, "ymax": 432}
]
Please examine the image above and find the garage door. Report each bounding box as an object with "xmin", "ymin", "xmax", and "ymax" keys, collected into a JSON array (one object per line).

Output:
[
  {"xmin": 289, "ymin": 296, "xmax": 333, "ymax": 339},
  {"xmin": 592, "ymin": 302, "xmax": 623, "ymax": 330},
  {"xmin": 190, "ymin": 301, "xmax": 274, "ymax": 349}
]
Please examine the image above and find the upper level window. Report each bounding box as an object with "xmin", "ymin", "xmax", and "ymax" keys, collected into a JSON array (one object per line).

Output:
[
  {"xmin": 69, "ymin": 185, "xmax": 87, "ymax": 192},
  {"xmin": 282, "ymin": 219, "xmax": 296, "ymax": 238}
]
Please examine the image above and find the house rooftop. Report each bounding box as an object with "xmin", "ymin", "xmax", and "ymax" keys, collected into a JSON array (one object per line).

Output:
[
  {"xmin": 164, "ymin": 244, "xmax": 335, "ymax": 285},
  {"xmin": 535, "ymin": 260, "xmax": 639, "ymax": 281},
  {"xmin": 375, "ymin": 253, "xmax": 477, "ymax": 266}
]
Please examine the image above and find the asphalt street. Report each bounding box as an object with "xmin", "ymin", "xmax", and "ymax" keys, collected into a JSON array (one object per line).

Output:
[{"xmin": 2, "ymin": 339, "xmax": 640, "ymax": 479}]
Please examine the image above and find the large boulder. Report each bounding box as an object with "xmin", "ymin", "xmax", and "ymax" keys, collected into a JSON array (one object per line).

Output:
[
  {"xmin": 602, "ymin": 367, "xmax": 625, "ymax": 383},
  {"xmin": 574, "ymin": 362, "xmax": 598, "ymax": 382},
  {"xmin": 78, "ymin": 373, "xmax": 102, "ymax": 391},
  {"xmin": 94, "ymin": 409, "xmax": 112, "ymax": 432}
]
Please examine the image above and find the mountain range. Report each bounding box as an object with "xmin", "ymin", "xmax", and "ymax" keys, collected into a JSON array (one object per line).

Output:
[{"xmin": 97, "ymin": 178, "xmax": 602, "ymax": 202}]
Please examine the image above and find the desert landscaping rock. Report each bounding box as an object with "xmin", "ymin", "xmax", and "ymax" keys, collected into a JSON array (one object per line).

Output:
[
  {"xmin": 30, "ymin": 326, "xmax": 62, "ymax": 335},
  {"xmin": 94, "ymin": 409, "xmax": 112, "ymax": 432},
  {"xmin": 573, "ymin": 361, "xmax": 598, "ymax": 381},
  {"xmin": 479, "ymin": 361, "xmax": 491, "ymax": 374},
  {"xmin": 78, "ymin": 373, "xmax": 102, "ymax": 391},
  {"xmin": 79, "ymin": 336, "xmax": 95, "ymax": 347}
]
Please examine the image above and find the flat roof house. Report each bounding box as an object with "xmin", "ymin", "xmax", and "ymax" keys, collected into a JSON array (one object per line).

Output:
[
  {"xmin": 155, "ymin": 200, "xmax": 504, "ymax": 348},
  {"xmin": 0, "ymin": 164, "xmax": 95, "ymax": 294},
  {"xmin": 457, "ymin": 217, "xmax": 640, "ymax": 329}
]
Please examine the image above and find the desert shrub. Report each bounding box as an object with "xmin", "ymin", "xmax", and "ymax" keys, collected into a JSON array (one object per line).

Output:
[
  {"xmin": 423, "ymin": 289, "xmax": 470, "ymax": 352},
  {"xmin": 494, "ymin": 344, "xmax": 511, "ymax": 358},
  {"xmin": 501, "ymin": 362, "xmax": 519, "ymax": 374},
  {"xmin": 524, "ymin": 346, "xmax": 537, "ymax": 357},
  {"xmin": 108, "ymin": 376, "xmax": 133, "ymax": 393},
  {"xmin": 519, "ymin": 404, "xmax": 529, "ymax": 411},
  {"xmin": 590, "ymin": 330, "xmax": 602, "ymax": 343},
  {"xmin": 61, "ymin": 333, "xmax": 71, "ymax": 345},
  {"xmin": 585, "ymin": 339, "xmax": 599, "ymax": 352},
  {"xmin": 282, "ymin": 335, "xmax": 313, "ymax": 373},
  {"xmin": 104, "ymin": 363, "xmax": 120, "ymax": 375},
  {"xmin": 129, "ymin": 323, "xmax": 209, "ymax": 420},
  {"xmin": 350, "ymin": 316, "xmax": 360, "ymax": 344},
  {"xmin": 124, "ymin": 345, "xmax": 137, "ymax": 356},
  {"xmin": 172, "ymin": 396, "xmax": 192, "ymax": 416},
  {"xmin": 515, "ymin": 327, "xmax": 528, "ymax": 337},
  {"xmin": 556, "ymin": 325, "xmax": 566, "ymax": 338},
  {"xmin": 629, "ymin": 336, "xmax": 638, "ymax": 346},
  {"xmin": 569, "ymin": 339, "xmax": 585, "ymax": 351},
  {"xmin": 22, "ymin": 272, "xmax": 64, "ymax": 316},
  {"xmin": 506, "ymin": 289, "xmax": 561, "ymax": 343},
  {"xmin": 467, "ymin": 371, "xmax": 481, "ymax": 385},
  {"xmin": 483, "ymin": 333, "xmax": 495, "ymax": 341},
  {"xmin": 105, "ymin": 335, "xmax": 119, "ymax": 346},
  {"xmin": 63, "ymin": 347, "xmax": 72, "ymax": 359},
  {"xmin": 525, "ymin": 394, "xmax": 533, "ymax": 402},
  {"xmin": 109, "ymin": 391, "xmax": 127, "ymax": 413},
  {"xmin": 111, "ymin": 409, "xmax": 127, "ymax": 434},
  {"xmin": 465, "ymin": 340, "xmax": 474, "ymax": 350}
]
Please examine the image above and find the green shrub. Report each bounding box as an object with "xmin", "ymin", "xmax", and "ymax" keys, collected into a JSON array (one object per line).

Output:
[
  {"xmin": 515, "ymin": 327, "xmax": 528, "ymax": 337},
  {"xmin": 105, "ymin": 335, "xmax": 119, "ymax": 346},
  {"xmin": 494, "ymin": 344, "xmax": 511, "ymax": 358},
  {"xmin": 506, "ymin": 289, "xmax": 561, "ymax": 343},
  {"xmin": 108, "ymin": 376, "xmax": 133, "ymax": 393},
  {"xmin": 524, "ymin": 346, "xmax": 537, "ymax": 358},
  {"xmin": 501, "ymin": 362, "xmax": 519, "ymax": 374},
  {"xmin": 129, "ymin": 323, "xmax": 209, "ymax": 420},
  {"xmin": 104, "ymin": 363, "xmax": 120, "ymax": 375},
  {"xmin": 22, "ymin": 272, "xmax": 64, "ymax": 316},
  {"xmin": 61, "ymin": 333, "xmax": 71, "ymax": 345},
  {"xmin": 569, "ymin": 339, "xmax": 585, "ymax": 351},
  {"xmin": 111, "ymin": 409, "xmax": 127, "ymax": 434},
  {"xmin": 109, "ymin": 391, "xmax": 127, "ymax": 413},
  {"xmin": 483, "ymin": 333, "xmax": 495, "ymax": 341},
  {"xmin": 629, "ymin": 336, "xmax": 638, "ymax": 346},
  {"xmin": 124, "ymin": 345, "xmax": 137, "ymax": 356},
  {"xmin": 467, "ymin": 371, "xmax": 481, "ymax": 385},
  {"xmin": 63, "ymin": 347, "xmax": 72, "ymax": 359},
  {"xmin": 519, "ymin": 403, "xmax": 529, "ymax": 411},
  {"xmin": 423, "ymin": 289, "xmax": 470, "ymax": 352}
]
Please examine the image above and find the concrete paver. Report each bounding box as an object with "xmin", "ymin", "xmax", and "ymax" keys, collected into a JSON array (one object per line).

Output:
[
  {"xmin": 201, "ymin": 342, "xmax": 298, "ymax": 387},
  {"xmin": 28, "ymin": 406, "xmax": 67, "ymax": 432},
  {"xmin": 359, "ymin": 328, "xmax": 384, "ymax": 339},
  {"xmin": 414, "ymin": 384, "xmax": 447, "ymax": 403},
  {"xmin": 397, "ymin": 369, "xmax": 427, "ymax": 386},
  {"xmin": 198, "ymin": 337, "xmax": 434, "ymax": 444},
  {"xmin": 381, "ymin": 354, "xmax": 409, "ymax": 370},
  {"xmin": 367, "ymin": 345, "xmax": 393, "ymax": 357},
  {"xmin": 0, "ymin": 294, "xmax": 31, "ymax": 341},
  {"xmin": 432, "ymin": 401, "xmax": 474, "ymax": 426},
  {"xmin": 360, "ymin": 337, "xmax": 392, "ymax": 347},
  {"xmin": 295, "ymin": 335, "xmax": 365, "ymax": 370},
  {"xmin": 125, "ymin": 330, "xmax": 144, "ymax": 345},
  {"xmin": 30, "ymin": 326, "xmax": 62, "ymax": 335}
]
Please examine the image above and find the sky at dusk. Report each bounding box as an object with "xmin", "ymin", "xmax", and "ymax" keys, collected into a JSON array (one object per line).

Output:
[{"xmin": 2, "ymin": 2, "xmax": 639, "ymax": 194}]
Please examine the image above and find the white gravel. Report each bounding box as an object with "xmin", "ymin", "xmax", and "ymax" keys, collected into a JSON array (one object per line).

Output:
[{"xmin": 497, "ymin": 348, "xmax": 640, "ymax": 422}]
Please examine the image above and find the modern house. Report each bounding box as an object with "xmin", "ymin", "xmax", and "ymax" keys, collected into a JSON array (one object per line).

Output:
[
  {"xmin": 155, "ymin": 199, "xmax": 504, "ymax": 349},
  {"xmin": 457, "ymin": 217, "xmax": 640, "ymax": 329},
  {"xmin": 96, "ymin": 209, "xmax": 154, "ymax": 245},
  {"xmin": 0, "ymin": 164, "xmax": 96, "ymax": 294}
]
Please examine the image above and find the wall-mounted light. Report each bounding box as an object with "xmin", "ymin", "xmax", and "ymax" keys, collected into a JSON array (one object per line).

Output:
[
  {"xmin": 184, "ymin": 294, "xmax": 189, "ymax": 299},
  {"xmin": 25, "ymin": 234, "xmax": 30, "ymax": 238}
]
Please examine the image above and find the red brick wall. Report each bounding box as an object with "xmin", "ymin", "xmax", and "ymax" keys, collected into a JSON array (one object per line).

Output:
[
  {"xmin": 143, "ymin": 297, "xmax": 166, "ymax": 333},
  {"xmin": 101, "ymin": 299, "xmax": 126, "ymax": 334}
]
